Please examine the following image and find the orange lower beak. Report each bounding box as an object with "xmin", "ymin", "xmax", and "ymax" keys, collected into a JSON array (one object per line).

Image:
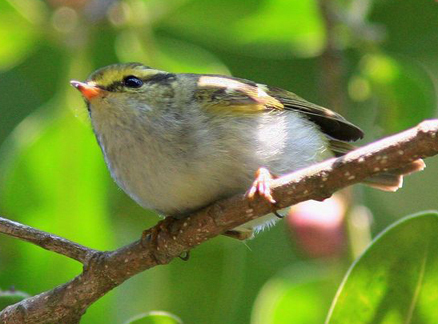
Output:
[{"xmin": 70, "ymin": 80, "xmax": 102, "ymax": 100}]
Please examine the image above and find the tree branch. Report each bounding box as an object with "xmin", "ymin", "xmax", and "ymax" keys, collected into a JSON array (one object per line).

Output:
[
  {"xmin": 0, "ymin": 217, "xmax": 97, "ymax": 264},
  {"xmin": 1, "ymin": 119, "xmax": 438, "ymax": 324}
]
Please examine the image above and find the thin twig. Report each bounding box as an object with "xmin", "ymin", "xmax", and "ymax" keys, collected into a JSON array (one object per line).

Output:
[
  {"xmin": 318, "ymin": 0, "xmax": 345, "ymax": 113},
  {"xmin": 1, "ymin": 120, "xmax": 438, "ymax": 324},
  {"xmin": 0, "ymin": 217, "xmax": 98, "ymax": 263}
]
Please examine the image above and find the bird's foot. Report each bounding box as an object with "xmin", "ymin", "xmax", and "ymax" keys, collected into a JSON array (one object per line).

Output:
[
  {"xmin": 141, "ymin": 217, "xmax": 176, "ymax": 247},
  {"xmin": 141, "ymin": 217, "xmax": 191, "ymax": 262},
  {"xmin": 247, "ymin": 167, "xmax": 277, "ymax": 204},
  {"xmin": 141, "ymin": 217, "xmax": 175, "ymax": 243},
  {"xmin": 273, "ymin": 211, "xmax": 285, "ymax": 219}
]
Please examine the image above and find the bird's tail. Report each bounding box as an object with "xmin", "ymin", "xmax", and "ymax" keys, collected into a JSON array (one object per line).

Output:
[{"xmin": 329, "ymin": 139, "xmax": 425, "ymax": 192}]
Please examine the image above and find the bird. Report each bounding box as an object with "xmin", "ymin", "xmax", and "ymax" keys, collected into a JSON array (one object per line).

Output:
[{"xmin": 71, "ymin": 62, "xmax": 424, "ymax": 240}]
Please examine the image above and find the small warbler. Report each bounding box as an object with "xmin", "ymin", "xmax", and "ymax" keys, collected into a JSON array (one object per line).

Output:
[{"xmin": 71, "ymin": 63, "xmax": 423, "ymax": 239}]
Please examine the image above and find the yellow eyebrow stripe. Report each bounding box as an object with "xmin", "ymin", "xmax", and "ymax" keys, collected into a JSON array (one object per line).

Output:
[{"xmin": 90, "ymin": 68, "xmax": 162, "ymax": 88}]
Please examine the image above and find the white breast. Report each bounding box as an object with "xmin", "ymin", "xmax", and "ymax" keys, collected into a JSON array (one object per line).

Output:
[{"xmin": 90, "ymin": 102, "xmax": 330, "ymax": 220}]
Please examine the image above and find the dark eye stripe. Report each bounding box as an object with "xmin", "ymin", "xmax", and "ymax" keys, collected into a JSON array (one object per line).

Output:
[{"xmin": 144, "ymin": 73, "xmax": 176, "ymax": 83}]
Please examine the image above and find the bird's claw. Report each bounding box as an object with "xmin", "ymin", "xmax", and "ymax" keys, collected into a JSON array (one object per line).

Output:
[
  {"xmin": 141, "ymin": 217, "xmax": 175, "ymax": 247},
  {"xmin": 274, "ymin": 211, "xmax": 284, "ymax": 219},
  {"xmin": 141, "ymin": 217, "xmax": 191, "ymax": 262},
  {"xmin": 179, "ymin": 251, "xmax": 190, "ymax": 261},
  {"xmin": 247, "ymin": 167, "xmax": 277, "ymax": 204}
]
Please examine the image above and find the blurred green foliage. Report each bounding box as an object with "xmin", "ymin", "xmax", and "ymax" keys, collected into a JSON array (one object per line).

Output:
[
  {"xmin": 251, "ymin": 262, "xmax": 338, "ymax": 324},
  {"xmin": 0, "ymin": 0, "xmax": 437, "ymax": 323}
]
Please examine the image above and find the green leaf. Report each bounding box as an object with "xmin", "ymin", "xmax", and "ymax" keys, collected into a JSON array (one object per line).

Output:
[
  {"xmin": 0, "ymin": 289, "xmax": 29, "ymax": 310},
  {"xmin": 154, "ymin": 36, "xmax": 231, "ymax": 75},
  {"xmin": 370, "ymin": 0, "xmax": 438, "ymax": 56},
  {"xmin": 358, "ymin": 54, "xmax": 436, "ymax": 133},
  {"xmin": 114, "ymin": 31, "xmax": 230, "ymax": 75},
  {"xmin": 160, "ymin": 0, "xmax": 325, "ymax": 58},
  {"xmin": 124, "ymin": 311, "xmax": 182, "ymax": 324},
  {"xmin": 234, "ymin": 0, "xmax": 325, "ymax": 57},
  {"xmin": 251, "ymin": 263, "xmax": 337, "ymax": 324},
  {"xmin": 326, "ymin": 211, "xmax": 438, "ymax": 324}
]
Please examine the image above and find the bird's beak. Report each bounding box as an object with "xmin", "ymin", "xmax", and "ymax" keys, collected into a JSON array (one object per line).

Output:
[{"xmin": 70, "ymin": 80, "xmax": 102, "ymax": 100}]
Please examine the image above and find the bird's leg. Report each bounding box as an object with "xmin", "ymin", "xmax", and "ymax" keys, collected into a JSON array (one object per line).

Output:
[
  {"xmin": 247, "ymin": 167, "xmax": 277, "ymax": 204},
  {"xmin": 224, "ymin": 168, "xmax": 282, "ymax": 241},
  {"xmin": 248, "ymin": 168, "xmax": 284, "ymax": 217}
]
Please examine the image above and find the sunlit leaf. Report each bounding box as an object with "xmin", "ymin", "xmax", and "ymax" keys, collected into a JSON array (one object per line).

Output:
[
  {"xmin": 234, "ymin": 0, "xmax": 325, "ymax": 57},
  {"xmin": 159, "ymin": 0, "xmax": 258, "ymax": 41},
  {"xmin": 125, "ymin": 311, "xmax": 183, "ymax": 324},
  {"xmin": 358, "ymin": 54, "xmax": 436, "ymax": 133},
  {"xmin": 159, "ymin": 0, "xmax": 324, "ymax": 57},
  {"xmin": 114, "ymin": 30, "xmax": 230, "ymax": 74},
  {"xmin": 326, "ymin": 211, "xmax": 438, "ymax": 324},
  {"xmin": 154, "ymin": 36, "xmax": 230, "ymax": 74},
  {"xmin": 251, "ymin": 263, "xmax": 337, "ymax": 324},
  {"xmin": 0, "ymin": 1, "xmax": 39, "ymax": 70}
]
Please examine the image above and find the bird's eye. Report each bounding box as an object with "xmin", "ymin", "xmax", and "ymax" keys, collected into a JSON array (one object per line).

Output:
[{"xmin": 123, "ymin": 75, "xmax": 143, "ymax": 88}]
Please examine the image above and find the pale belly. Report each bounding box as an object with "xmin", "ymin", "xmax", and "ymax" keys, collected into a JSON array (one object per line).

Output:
[{"xmin": 93, "ymin": 110, "xmax": 331, "ymax": 230}]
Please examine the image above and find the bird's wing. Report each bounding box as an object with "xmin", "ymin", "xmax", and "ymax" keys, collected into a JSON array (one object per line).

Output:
[
  {"xmin": 267, "ymin": 86, "xmax": 364, "ymax": 141},
  {"xmin": 195, "ymin": 75, "xmax": 364, "ymax": 142}
]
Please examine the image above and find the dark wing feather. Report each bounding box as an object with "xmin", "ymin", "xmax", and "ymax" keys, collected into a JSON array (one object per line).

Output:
[{"xmin": 267, "ymin": 87, "xmax": 364, "ymax": 142}]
